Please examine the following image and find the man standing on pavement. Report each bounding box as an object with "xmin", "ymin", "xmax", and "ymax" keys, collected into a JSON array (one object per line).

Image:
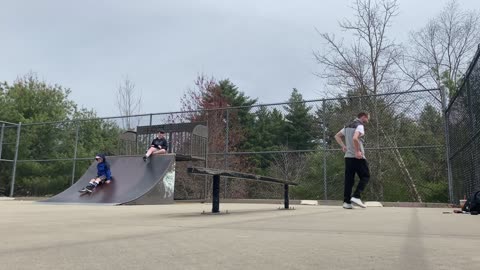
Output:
[{"xmin": 334, "ymin": 112, "xmax": 370, "ymax": 209}]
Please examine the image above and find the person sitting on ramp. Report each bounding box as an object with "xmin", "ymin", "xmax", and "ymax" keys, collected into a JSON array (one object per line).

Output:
[
  {"xmin": 79, "ymin": 154, "xmax": 112, "ymax": 193},
  {"xmin": 143, "ymin": 130, "xmax": 168, "ymax": 161}
]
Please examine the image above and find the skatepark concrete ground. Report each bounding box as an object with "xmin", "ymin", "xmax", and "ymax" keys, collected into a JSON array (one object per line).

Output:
[{"xmin": 1, "ymin": 200, "xmax": 479, "ymax": 270}]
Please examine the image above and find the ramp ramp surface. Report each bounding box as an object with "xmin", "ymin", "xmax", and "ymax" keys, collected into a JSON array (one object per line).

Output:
[{"xmin": 42, "ymin": 155, "xmax": 175, "ymax": 205}]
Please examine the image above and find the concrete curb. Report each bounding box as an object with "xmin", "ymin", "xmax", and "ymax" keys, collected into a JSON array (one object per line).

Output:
[{"xmin": 10, "ymin": 197, "xmax": 452, "ymax": 208}]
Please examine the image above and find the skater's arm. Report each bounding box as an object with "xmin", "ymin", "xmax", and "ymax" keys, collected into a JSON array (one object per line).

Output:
[
  {"xmin": 352, "ymin": 131, "xmax": 362, "ymax": 158},
  {"xmin": 160, "ymin": 138, "xmax": 168, "ymax": 150},
  {"xmin": 105, "ymin": 165, "xmax": 112, "ymax": 180},
  {"xmin": 151, "ymin": 138, "xmax": 161, "ymax": 149},
  {"xmin": 335, "ymin": 129, "xmax": 347, "ymax": 152}
]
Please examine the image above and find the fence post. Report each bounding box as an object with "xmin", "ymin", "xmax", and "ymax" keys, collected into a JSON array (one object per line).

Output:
[
  {"xmin": 225, "ymin": 108, "xmax": 229, "ymax": 169},
  {"xmin": 135, "ymin": 131, "xmax": 139, "ymax": 155},
  {"xmin": 322, "ymin": 100, "xmax": 328, "ymax": 200},
  {"xmin": 71, "ymin": 125, "xmax": 80, "ymax": 186},
  {"xmin": 148, "ymin": 114, "xmax": 153, "ymax": 150},
  {"xmin": 10, "ymin": 122, "xmax": 21, "ymax": 197},
  {"xmin": 205, "ymin": 111, "xmax": 209, "ymax": 201},
  {"xmin": 224, "ymin": 108, "xmax": 229, "ymax": 198},
  {"xmin": 0, "ymin": 123, "xmax": 5, "ymax": 159},
  {"xmin": 441, "ymin": 86, "xmax": 455, "ymax": 203},
  {"xmin": 467, "ymin": 80, "xmax": 479, "ymax": 198}
]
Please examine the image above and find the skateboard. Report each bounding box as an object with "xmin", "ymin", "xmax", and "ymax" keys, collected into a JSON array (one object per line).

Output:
[{"xmin": 78, "ymin": 187, "xmax": 93, "ymax": 195}]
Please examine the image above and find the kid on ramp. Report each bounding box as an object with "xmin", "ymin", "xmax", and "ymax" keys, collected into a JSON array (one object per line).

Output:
[{"xmin": 79, "ymin": 153, "xmax": 112, "ymax": 193}]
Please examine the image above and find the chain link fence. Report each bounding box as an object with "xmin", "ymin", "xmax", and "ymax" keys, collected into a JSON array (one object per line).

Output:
[
  {"xmin": 0, "ymin": 89, "xmax": 448, "ymax": 202},
  {"xmin": 215, "ymin": 89, "xmax": 446, "ymax": 202},
  {"xmin": 447, "ymin": 46, "xmax": 480, "ymax": 204}
]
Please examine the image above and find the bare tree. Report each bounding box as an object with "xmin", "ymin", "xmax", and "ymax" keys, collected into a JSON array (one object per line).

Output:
[
  {"xmin": 314, "ymin": 0, "xmax": 401, "ymax": 95},
  {"xmin": 116, "ymin": 76, "xmax": 142, "ymax": 130},
  {"xmin": 314, "ymin": 0, "xmax": 425, "ymax": 201},
  {"xmin": 407, "ymin": 0, "xmax": 480, "ymax": 97},
  {"xmin": 269, "ymin": 149, "xmax": 308, "ymax": 183}
]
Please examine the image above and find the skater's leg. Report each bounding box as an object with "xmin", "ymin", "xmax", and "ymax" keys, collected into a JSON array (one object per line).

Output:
[
  {"xmin": 344, "ymin": 158, "xmax": 356, "ymax": 203},
  {"xmin": 145, "ymin": 147, "xmax": 157, "ymax": 158},
  {"xmin": 152, "ymin": 149, "xmax": 167, "ymax": 155},
  {"xmin": 352, "ymin": 159, "xmax": 370, "ymax": 199},
  {"xmin": 80, "ymin": 179, "xmax": 97, "ymax": 192},
  {"xmin": 85, "ymin": 178, "xmax": 102, "ymax": 191},
  {"xmin": 144, "ymin": 147, "xmax": 157, "ymax": 161}
]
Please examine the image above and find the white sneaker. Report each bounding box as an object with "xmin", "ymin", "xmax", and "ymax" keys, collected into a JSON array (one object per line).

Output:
[
  {"xmin": 351, "ymin": 197, "xmax": 367, "ymax": 208},
  {"xmin": 343, "ymin": 202, "xmax": 353, "ymax": 209}
]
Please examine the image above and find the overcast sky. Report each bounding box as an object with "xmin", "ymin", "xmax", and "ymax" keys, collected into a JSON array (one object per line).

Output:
[{"xmin": 1, "ymin": 0, "xmax": 479, "ymax": 117}]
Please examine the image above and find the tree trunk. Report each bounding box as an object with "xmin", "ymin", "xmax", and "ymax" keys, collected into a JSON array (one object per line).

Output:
[{"xmin": 380, "ymin": 128, "xmax": 422, "ymax": 202}]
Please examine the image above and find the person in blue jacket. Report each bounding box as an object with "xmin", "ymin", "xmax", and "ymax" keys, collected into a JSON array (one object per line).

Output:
[{"xmin": 79, "ymin": 154, "xmax": 112, "ymax": 193}]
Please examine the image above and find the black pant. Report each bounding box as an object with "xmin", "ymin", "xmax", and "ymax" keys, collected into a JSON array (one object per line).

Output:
[{"xmin": 344, "ymin": 158, "xmax": 370, "ymax": 203}]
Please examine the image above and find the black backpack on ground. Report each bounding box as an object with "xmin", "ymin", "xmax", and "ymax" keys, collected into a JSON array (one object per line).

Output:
[{"xmin": 462, "ymin": 190, "xmax": 480, "ymax": 213}]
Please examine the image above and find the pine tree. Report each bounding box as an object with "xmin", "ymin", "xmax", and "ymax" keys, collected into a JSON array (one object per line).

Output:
[{"xmin": 283, "ymin": 89, "xmax": 316, "ymax": 150}]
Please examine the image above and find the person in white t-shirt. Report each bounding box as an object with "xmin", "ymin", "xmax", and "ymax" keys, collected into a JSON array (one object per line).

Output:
[{"xmin": 334, "ymin": 112, "xmax": 370, "ymax": 209}]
